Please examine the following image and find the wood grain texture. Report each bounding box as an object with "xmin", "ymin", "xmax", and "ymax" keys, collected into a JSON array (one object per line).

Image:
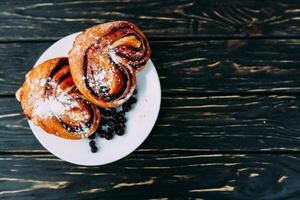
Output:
[
  {"xmin": 2, "ymin": 1, "xmax": 300, "ymax": 198},
  {"xmin": 3, "ymin": 94, "xmax": 300, "ymax": 152},
  {"xmin": 0, "ymin": 153, "xmax": 300, "ymax": 199},
  {"xmin": 2, "ymin": 39, "xmax": 300, "ymax": 96},
  {"xmin": 1, "ymin": 0, "xmax": 300, "ymax": 40}
]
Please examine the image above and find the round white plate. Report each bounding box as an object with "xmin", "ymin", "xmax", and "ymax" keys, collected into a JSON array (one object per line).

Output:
[{"xmin": 28, "ymin": 32, "xmax": 161, "ymax": 166}]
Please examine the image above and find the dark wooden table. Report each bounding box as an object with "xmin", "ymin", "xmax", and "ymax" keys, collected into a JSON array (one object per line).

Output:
[{"xmin": 2, "ymin": 0, "xmax": 300, "ymax": 199}]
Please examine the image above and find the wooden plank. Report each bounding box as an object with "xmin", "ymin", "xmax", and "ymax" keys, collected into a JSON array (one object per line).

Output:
[
  {"xmin": 3, "ymin": 94, "xmax": 300, "ymax": 152},
  {"xmin": 2, "ymin": 39, "xmax": 300, "ymax": 96},
  {"xmin": 1, "ymin": 0, "xmax": 300, "ymax": 40},
  {"xmin": 0, "ymin": 153, "xmax": 299, "ymax": 199}
]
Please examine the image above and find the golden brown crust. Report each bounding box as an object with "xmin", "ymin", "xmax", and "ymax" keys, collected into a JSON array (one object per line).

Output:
[
  {"xmin": 69, "ymin": 21, "xmax": 150, "ymax": 108},
  {"xmin": 16, "ymin": 57, "xmax": 101, "ymax": 140}
]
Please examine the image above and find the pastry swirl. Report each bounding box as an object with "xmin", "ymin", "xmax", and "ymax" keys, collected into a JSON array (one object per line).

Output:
[
  {"xmin": 69, "ymin": 21, "xmax": 151, "ymax": 108},
  {"xmin": 16, "ymin": 57, "xmax": 101, "ymax": 139}
]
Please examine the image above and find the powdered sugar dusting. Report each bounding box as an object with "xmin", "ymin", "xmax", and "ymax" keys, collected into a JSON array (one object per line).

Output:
[
  {"xmin": 87, "ymin": 64, "xmax": 114, "ymax": 93},
  {"xmin": 33, "ymin": 90, "xmax": 79, "ymax": 118},
  {"xmin": 32, "ymin": 91, "xmax": 93, "ymax": 135},
  {"xmin": 33, "ymin": 99, "xmax": 52, "ymax": 118},
  {"xmin": 39, "ymin": 79, "xmax": 47, "ymax": 87},
  {"xmin": 94, "ymin": 69, "xmax": 107, "ymax": 86}
]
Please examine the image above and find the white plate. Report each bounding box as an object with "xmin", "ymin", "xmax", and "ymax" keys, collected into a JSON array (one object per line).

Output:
[{"xmin": 28, "ymin": 32, "xmax": 161, "ymax": 166}]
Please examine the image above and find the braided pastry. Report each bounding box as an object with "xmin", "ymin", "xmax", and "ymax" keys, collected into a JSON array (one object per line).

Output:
[
  {"xmin": 69, "ymin": 21, "xmax": 151, "ymax": 108},
  {"xmin": 16, "ymin": 57, "xmax": 101, "ymax": 139}
]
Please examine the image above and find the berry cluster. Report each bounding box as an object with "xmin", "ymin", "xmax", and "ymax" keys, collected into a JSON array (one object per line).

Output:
[{"xmin": 88, "ymin": 90, "xmax": 137, "ymax": 153}]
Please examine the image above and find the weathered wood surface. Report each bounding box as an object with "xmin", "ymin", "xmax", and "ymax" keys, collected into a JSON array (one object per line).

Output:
[
  {"xmin": 3, "ymin": 94, "xmax": 300, "ymax": 152},
  {"xmin": 2, "ymin": 0, "xmax": 300, "ymax": 199},
  {"xmin": 0, "ymin": 153, "xmax": 299, "ymax": 199},
  {"xmin": 2, "ymin": 39, "xmax": 300, "ymax": 95},
  {"xmin": 1, "ymin": 0, "xmax": 300, "ymax": 41}
]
